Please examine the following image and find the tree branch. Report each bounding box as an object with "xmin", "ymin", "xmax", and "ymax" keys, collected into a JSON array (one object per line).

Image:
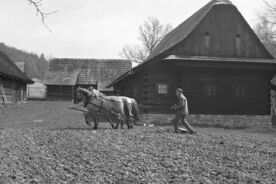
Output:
[
  {"xmin": 255, "ymin": 0, "xmax": 276, "ymax": 57},
  {"xmin": 27, "ymin": 0, "xmax": 57, "ymax": 32},
  {"xmin": 121, "ymin": 17, "xmax": 172, "ymax": 63}
]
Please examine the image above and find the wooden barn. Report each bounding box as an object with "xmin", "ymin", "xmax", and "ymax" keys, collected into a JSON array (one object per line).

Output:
[
  {"xmin": 44, "ymin": 58, "xmax": 131, "ymax": 100},
  {"xmin": 108, "ymin": 0, "xmax": 276, "ymax": 115},
  {"xmin": 0, "ymin": 51, "xmax": 33, "ymax": 104}
]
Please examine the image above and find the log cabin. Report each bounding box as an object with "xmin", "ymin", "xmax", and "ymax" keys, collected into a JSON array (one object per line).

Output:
[
  {"xmin": 107, "ymin": 0, "xmax": 276, "ymax": 115},
  {"xmin": 0, "ymin": 51, "xmax": 33, "ymax": 104},
  {"xmin": 44, "ymin": 58, "xmax": 131, "ymax": 100}
]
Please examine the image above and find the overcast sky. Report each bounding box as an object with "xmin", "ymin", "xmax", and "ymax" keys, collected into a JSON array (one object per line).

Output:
[{"xmin": 0, "ymin": 0, "xmax": 268, "ymax": 59}]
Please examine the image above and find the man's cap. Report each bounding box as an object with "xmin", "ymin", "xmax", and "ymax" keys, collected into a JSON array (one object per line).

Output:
[{"xmin": 176, "ymin": 88, "xmax": 183, "ymax": 93}]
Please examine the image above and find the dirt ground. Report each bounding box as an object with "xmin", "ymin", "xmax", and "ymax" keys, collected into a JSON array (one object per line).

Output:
[{"xmin": 0, "ymin": 101, "xmax": 276, "ymax": 184}]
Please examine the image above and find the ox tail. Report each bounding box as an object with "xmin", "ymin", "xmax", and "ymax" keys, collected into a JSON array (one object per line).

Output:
[
  {"xmin": 122, "ymin": 99, "xmax": 130, "ymax": 120},
  {"xmin": 131, "ymin": 99, "xmax": 140, "ymax": 121}
]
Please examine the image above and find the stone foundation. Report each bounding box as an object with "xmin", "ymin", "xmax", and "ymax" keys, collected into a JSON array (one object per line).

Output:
[{"xmin": 142, "ymin": 114, "xmax": 272, "ymax": 129}]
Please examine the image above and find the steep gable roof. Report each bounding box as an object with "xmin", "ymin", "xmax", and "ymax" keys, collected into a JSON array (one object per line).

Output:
[
  {"xmin": 44, "ymin": 58, "xmax": 131, "ymax": 91},
  {"xmin": 0, "ymin": 51, "xmax": 32, "ymax": 83},
  {"xmin": 148, "ymin": 0, "xmax": 233, "ymax": 60}
]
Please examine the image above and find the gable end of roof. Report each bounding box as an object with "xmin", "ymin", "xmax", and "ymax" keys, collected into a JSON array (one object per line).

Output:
[{"xmin": 147, "ymin": 0, "xmax": 234, "ymax": 61}]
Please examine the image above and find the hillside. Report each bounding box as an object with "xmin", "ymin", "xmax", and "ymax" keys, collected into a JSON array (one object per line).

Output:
[{"xmin": 0, "ymin": 43, "xmax": 49, "ymax": 79}]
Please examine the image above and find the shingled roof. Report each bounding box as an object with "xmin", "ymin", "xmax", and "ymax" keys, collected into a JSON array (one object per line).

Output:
[
  {"xmin": 148, "ymin": 0, "xmax": 233, "ymax": 60},
  {"xmin": 0, "ymin": 50, "xmax": 32, "ymax": 83},
  {"xmin": 44, "ymin": 58, "xmax": 131, "ymax": 91}
]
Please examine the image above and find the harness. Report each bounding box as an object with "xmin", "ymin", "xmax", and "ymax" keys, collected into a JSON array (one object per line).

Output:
[{"xmin": 87, "ymin": 96, "xmax": 104, "ymax": 112}]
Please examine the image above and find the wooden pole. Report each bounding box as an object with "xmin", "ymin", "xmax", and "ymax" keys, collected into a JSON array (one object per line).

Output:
[
  {"xmin": 271, "ymin": 90, "xmax": 276, "ymax": 127},
  {"xmin": 71, "ymin": 85, "xmax": 74, "ymax": 100},
  {"xmin": 67, "ymin": 106, "xmax": 88, "ymax": 113},
  {"xmin": 0, "ymin": 79, "xmax": 8, "ymax": 104}
]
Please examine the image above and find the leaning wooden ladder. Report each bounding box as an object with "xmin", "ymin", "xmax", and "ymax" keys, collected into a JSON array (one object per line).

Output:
[{"xmin": 0, "ymin": 79, "xmax": 8, "ymax": 105}]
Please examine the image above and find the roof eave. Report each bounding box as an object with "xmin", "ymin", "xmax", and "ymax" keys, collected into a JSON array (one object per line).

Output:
[
  {"xmin": 0, "ymin": 72, "xmax": 33, "ymax": 84},
  {"xmin": 164, "ymin": 55, "xmax": 276, "ymax": 64}
]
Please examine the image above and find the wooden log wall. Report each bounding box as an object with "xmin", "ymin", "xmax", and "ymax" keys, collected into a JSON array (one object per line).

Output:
[
  {"xmin": 180, "ymin": 68, "xmax": 270, "ymax": 115},
  {"xmin": 47, "ymin": 85, "xmax": 74, "ymax": 100},
  {"xmin": 141, "ymin": 63, "xmax": 178, "ymax": 113},
  {"xmin": 113, "ymin": 59, "xmax": 274, "ymax": 115},
  {"xmin": 46, "ymin": 85, "xmax": 59, "ymax": 99},
  {"xmin": 125, "ymin": 61, "xmax": 273, "ymax": 115},
  {"xmin": 0, "ymin": 79, "xmax": 26, "ymax": 103},
  {"xmin": 62, "ymin": 86, "xmax": 74, "ymax": 99},
  {"xmin": 2, "ymin": 80, "xmax": 13, "ymax": 103}
]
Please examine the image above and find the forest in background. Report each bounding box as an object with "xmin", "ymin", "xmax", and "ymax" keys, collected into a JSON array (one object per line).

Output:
[{"xmin": 0, "ymin": 42, "xmax": 48, "ymax": 79}]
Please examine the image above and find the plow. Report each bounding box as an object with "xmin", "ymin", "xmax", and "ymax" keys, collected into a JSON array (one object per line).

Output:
[{"xmin": 67, "ymin": 104, "xmax": 155, "ymax": 127}]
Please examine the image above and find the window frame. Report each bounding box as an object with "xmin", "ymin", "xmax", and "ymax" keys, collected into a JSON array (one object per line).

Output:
[
  {"xmin": 236, "ymin": 34, "xmax": 241, "ymax": 56},
  {"xmin": 204, "ymin": 83, "xmax": 216, "ymax": 97},
  {"xmin": 205, "ymin": 32, "xmax": 210, "ymax": 49},
  {"xmin": 156, "ymin": 83, "xmax": 169, "ymax": 95},
  {"xmin": 233, "ymin": 83, "xmax": 246, "ymax": 98}
]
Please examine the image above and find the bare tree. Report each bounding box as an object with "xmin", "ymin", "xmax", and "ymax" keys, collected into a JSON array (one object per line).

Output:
[
  {"xmin": 121, "ymin": 17, "xmax": 172, "ymax": 63},
  {"xmin": 27, "ymin": 0, "xmax": 57, "ymax": 32},
  {"xmin": 255, "ymin": 0, "xmax": 276, "ymax": 56}
]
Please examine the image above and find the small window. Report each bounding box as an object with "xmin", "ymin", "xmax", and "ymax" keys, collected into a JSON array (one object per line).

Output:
[
  {"xmin": 233, "ymin": 84, "xmax": 245, "ymax": 97},
  {"xmin": 205, "ymin": 32, "xmax": 210, "ymax": 49},
  {"xmin": 236, "ymin": 34, "xmax": 241, "ymax": 56},
  {"xmin": 157, "ymin": 83, "xmax": 168, "ymax": 95},
  {"xmin": 205, "ymin": 83, "xmax": 216, "ymax": 96}
]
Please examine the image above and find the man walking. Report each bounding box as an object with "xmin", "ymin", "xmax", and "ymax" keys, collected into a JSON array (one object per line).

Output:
[{"xmin": 171, "ymin": 88, "xmax": 196, "ymax": 134}]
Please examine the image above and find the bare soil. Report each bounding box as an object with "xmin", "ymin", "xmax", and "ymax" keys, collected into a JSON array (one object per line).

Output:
[{"xmin": 0, "ymin": 101, "xmax": 275, "ymax": 184}]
